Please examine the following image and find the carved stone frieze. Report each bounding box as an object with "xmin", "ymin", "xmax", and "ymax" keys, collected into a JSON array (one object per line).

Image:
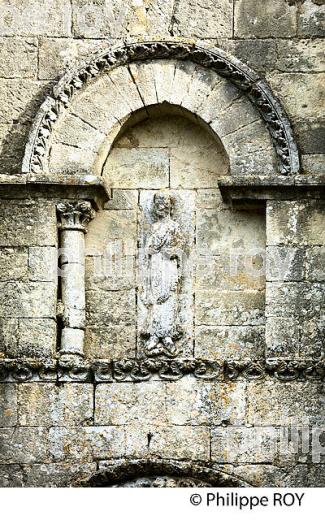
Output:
[
  {"xmin": 0, "ymin": 357, "xmax": 324, "ymax": 383},
  {"xmin": 23, "ymin": 41, "xmax": 299, "ymax": 177}
]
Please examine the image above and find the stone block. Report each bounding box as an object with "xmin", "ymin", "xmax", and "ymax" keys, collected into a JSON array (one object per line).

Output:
[
  {"xmin": 197, "ymin": 77, "xmax": 241, "ymax": 125},
  {"xmin": 129, "ymin": 62, "xmax": 158, "ymax": 106},
  {"xmin": 0, "ymin": 200, "xmax": 57, "ymax": 247},
  {"xmin": 211, "ymin": 426, "xmax": 279, "ymax": 463},
  {"xmin": 266, "ymin": 282, "xmax": 324, "ymax": 319},
  {"xmin": 48, "ymin": 142, "xmax": 98, "ymax": 175},
  {"xmin": 125, "ymin": 425, "xmax": 210, "ymax": 461},
  {"xmin": 301, "ymin": 154, "xmax": 325, "ymax": 175},
  {"xmin": 171, "ymin": 0, "xmax": 233, "ymax": 38},
  {"xmin": 6, "ymin": 318, "xmax": 57, "ymax": 359},
  {"xmin": 0, "ymin": 427, "xmax": 49, "ymax": 464},
  {"xmin": 211, "ymin": 95, "xmax": 260, "ymax": 138},
  {"xmin": 0, "ymin": 318, "xmax": 18, "ymax": 356},
  {"xmin": 0, "ymin": 79, "xmax": 51, "ymax": 125},
  {"xmin": 0, "ymin": 37, "xmax": 37, "ymax": 78},
  {"xmin": 298, "ymin": 0, "xmax": 325, "ymax": 36},
  {"xmin": 0, "ymin": 123, "xmax": 30, "ymax": 174},
  {"xmin": 195, "ymin": 289, "xmax": 265, "ymax": 326},
  {"xmin": 267, "ymin": 72, "xmax": 325, "ymax": 121},
  {"xmin": 295, "ymin": 121, "xmax": 325, "ymax": 155},
  {"xmin": 38, "ymin": 37, "xmax": 117, "ymax": 80},
  {"xmin": 85, "ymin": 255, "xmax": 136, "ymax": 292},
  {"xmin": 196, "ymin": 189, "xmax": 228, "ymax": 210},
  {"xmin": 23, "ymin": 462, "xmax": 97, "ymax": 487},
  {"xmin": 72, "ymin": 0, "xmax": 173, "ymax": 38},
  {"xmin": 221, "ymin": 39, "xmax": 277, "ymax": 74},
  {"xmin": 69, "ymin": 75, "xmax": 123, "ymax": 135},
  {"xmin": 299, "ymin": 317, "xmax": 324, "ymax": 358},
  {"xmin": 29, "ymin": 247, "xmax": 57, "ymax": 282},
  {"xmin": 84, "ymin": 324, "xmax": 136, "ymax": 359},
  {"xmin": 49, "ymin": 426, "xmax": 125, "ymax": 462},
  {"xmin": 0, "ymin": 248, "xmax": 28, "ymax": 281},
  {"xmin": 53, "ymin": 113, "xmax": 105, "ymax": 152},
  {"xmin": 196, "ymin": 209, "xmax": 266, "ymax": 256},
  {"xmin": 220, "ymin": 463, "xmax": 287, "ymax": 487},
  {"xmin": 86, "ymin": 209, "xmax": 137, "ymax": 257},
  {"xmin": 284, "ymin": 464, "xmax": 325, "ymax": 488},
  {"xmin": 222, "ymin": 120, "xmax": 276, "ymax": 176},
  {"xmin": 165, "ymin": 379, "xmax": 246, "ymax": 426},
  {"xmin": 0, "ymin": 465, "xmax": 24, "ymax": 487},
  {"xmin": 196, "ymin": 254, "xmax": 265, "ymax": 291},
  {"xmin": 178, "ymin": 63, "xmax": 223, "ymax": 115},
  {"xmin": 0, "ymin": 282, "xmax": 57, "ymax": 319},
  {"xmin": 95, "ymin": 382, "xmax": 167, "ymax": 426},
  {"xmin": 86, "ymin": 288, "xmax": 136, "ymax": 326},
  {"xmin": 0, "ymin": 0, "xmax": 71, "ymax": 36},
  {"xmin": 247, "ymin": 381, "xmax": 325, "ymax": 426},
  {"xmin": 276, "ymin": 39, "xmax": 325, "ymax": 73},
  {"xmin": 267, "ymin": 200, "xmax": 325, "ymax": 246},
  {"xmin": 104, "ymin": 189, "xmax": 138, "ymax": 210},
  {"xmin": 18, "ymin": 383, "xmax": 93, "ymax": 427},
  {"xmin": 234, "ymin": 0, "xmax": 297, "ymax": 38},
  {"xmin": 103, "ymin": 148, "xmax": 169, "ymax": 189},
  {"xmin": 108, "ymin": 66, "xmax": 144, "ymax": 114},
  {"xmin": 170, "ymin": 145, "xmax": 228, "ymax": 189},
  {"xmin": 0, "ymin": 384, "xmax": 17, "ymax": 427},
  {"xmin": 266, "ymin": 246, "xmax": 305, "ymax": 282},
  {"xmin": 265, "ymin": 316, "xmax": 300, "ymax": 357},
  {"xmin": 305, "ymin": 246, "xmax": 325, "ymax": 281},
  {"xmin": 195, "ymin": 325, "xmax": 265, "ymax": 360}
]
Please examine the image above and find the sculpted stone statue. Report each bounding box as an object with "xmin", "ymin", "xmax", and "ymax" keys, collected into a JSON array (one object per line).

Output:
[{"xmin": 142, "ymin": 192, "xmax": 185, "ymax": 358}]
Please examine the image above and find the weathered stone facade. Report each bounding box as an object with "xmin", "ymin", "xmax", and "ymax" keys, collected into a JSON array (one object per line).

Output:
[{"xmin": 0, "ymin": 1, "xmax": 324, "ymax": 487}]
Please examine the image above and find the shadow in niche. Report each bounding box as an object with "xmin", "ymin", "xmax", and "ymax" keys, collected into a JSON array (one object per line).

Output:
[
  {"xmin": 99, "ymin": 102, "xmax": 230, "ymax": 178},
  {"xmin": 78, "ymin": 460, "xmax": 252, "ymax": 488}
]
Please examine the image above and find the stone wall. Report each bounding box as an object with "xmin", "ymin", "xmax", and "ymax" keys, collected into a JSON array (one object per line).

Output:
[{"xmin": 0, "ymin": 0, "xmax": 324, "ymax": 487}]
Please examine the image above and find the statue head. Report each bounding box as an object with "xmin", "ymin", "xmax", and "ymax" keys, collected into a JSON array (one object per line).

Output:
[{"xmin": 153, "ymin": 192, "xmax": 172, "ymax": 219}]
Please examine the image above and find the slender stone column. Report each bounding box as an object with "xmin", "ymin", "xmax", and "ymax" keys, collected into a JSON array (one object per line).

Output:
[{"xmin": 57, "ymin": 201, "xmax": 95, "ymax": 357}]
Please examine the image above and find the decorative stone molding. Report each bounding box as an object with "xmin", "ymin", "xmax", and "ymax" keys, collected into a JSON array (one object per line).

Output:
[
  {"xmin": 0, "ymin": 357, "xmax": 324, "ymax": 383},
  {"xmin": 57, "ymin": 200, "xmax": 96, "ymax": 358},
  {"xmin": 23, "ymin": 41, "xmax": 299, "ymax": 177},
  {"xmin": 80, "ymin": 460, "xmax": 251, "ymax": 487},
  {"xmin": 217, "ymin": 175, "xmax": 325, "ymax": 203}
]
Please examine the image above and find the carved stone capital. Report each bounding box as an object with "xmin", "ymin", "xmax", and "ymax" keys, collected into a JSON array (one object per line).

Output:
[{"xmin": 57, "ymin": 201, "xmax": 95, "ymax": 232}]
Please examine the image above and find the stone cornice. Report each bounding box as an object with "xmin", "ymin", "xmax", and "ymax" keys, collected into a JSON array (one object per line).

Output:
[
  {"xmin": 0, "ymin": 357, "xmax": 324, "ymax": 383},
  {"xmin": 22, "ymin": 41, "xmax": 300, "ymax": 177},
  {"xmin": 218, "ymin": 175, "xmax": 325, "ymax": 202},
  {"xmin": 0, "ymin": 174, "xmax": 111, "ymax": 208}
]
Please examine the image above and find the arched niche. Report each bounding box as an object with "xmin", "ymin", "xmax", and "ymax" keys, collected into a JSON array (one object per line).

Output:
[
  {"xmin": 102, "ymin": 103, "xmax": 230, "ymax": 189},
  {"xmin": 23, "ymin": 41, "xmax": 299, "ymax": 178},
  {"xmin": 84, "ymin": 107, "xmax": 266, "ymax": 361}
]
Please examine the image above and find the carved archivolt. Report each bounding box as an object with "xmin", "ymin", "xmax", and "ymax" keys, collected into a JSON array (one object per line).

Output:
[
  {"xmin": 23, "ymin": 41, "xmax": 299, "ymax": 177},
  {"xmin": 80, "ymin": 460, "xmax": 251, "ymax": 487}
]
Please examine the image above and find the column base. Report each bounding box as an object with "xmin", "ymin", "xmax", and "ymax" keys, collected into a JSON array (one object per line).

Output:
[{"xmin": 60, "ymin": 327, "xmax": 85, "ymax": 357}]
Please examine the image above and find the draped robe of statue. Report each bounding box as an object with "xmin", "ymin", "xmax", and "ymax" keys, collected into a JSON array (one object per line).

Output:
[{"xmin": 143, "ymin": 193, "xmax": 185, "ymax": 358}]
